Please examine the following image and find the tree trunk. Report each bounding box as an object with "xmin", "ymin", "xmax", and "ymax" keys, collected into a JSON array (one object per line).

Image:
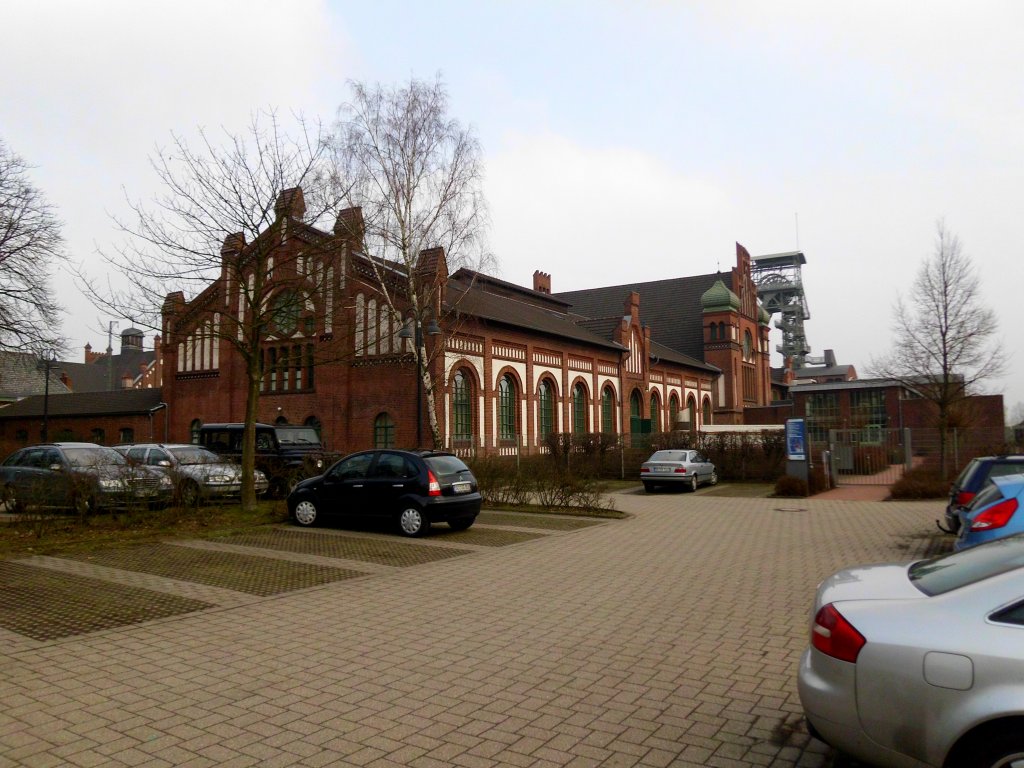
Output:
[{"xmin": 240, "ymin": 358, "xmax": 262, "ymax": 513}]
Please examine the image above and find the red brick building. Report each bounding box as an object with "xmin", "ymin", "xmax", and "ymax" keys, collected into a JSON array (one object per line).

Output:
[
  {"xmin": 156, "ymin": 186, "xmax": 777, "ymax": 454},
  {"xmin": 0, "ymin": 186, "xmax": 779, "ymax": 457}
]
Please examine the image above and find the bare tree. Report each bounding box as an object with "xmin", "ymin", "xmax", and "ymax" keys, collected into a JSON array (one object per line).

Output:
[
  {"xmin": 0, "ymin": 139, "xmax": 65, "ymax": 353},
  {"xmin": 871, "ymin": 220, "xmax": 1004, "ymax": 476},
  {"xmin": 80, "ymin": 111, "xmax": 345, "ymax": 510},
  {"xmin": 333, "ymin": 75, "xmax": 492, "ymax": 448}
]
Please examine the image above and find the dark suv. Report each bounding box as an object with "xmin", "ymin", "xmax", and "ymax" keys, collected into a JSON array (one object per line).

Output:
[
  {"xmin": 943, "ymin": 455, "xmax": 1024, "ymax": 533},
  {"xmin": 197, "ymin": 423, "xmax": 333, "ymax": 497},
  {"xmin": 287, "ymin": 449, "xmax": 481, "ymax": 537}
]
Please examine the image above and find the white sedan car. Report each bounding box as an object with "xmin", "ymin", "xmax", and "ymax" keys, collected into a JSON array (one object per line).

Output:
[
  {"xmin": 798, "ymin": 534, "xmax": 1024, "ymax": 768},
  {"xmin": 639, "ymin": 449, "xmax": 717, "ymax": 493}
]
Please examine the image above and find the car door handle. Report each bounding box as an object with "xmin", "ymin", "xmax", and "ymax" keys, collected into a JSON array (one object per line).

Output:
[
  {"xmin": 352, "ymin": 484, "xmax": 363, "ymax": 488},
  {"xmin": 391, "ymin": 483, "xmax": 405, "ymax": 488}
]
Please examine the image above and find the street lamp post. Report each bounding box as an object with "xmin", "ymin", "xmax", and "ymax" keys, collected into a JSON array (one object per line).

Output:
[
  {"xmin": 398, "ymin": 314, "xmax": 441, "ymax": 448},
  {"xmin": 38, "ymin": 351, "xmax": 58, "ymax": 442}
]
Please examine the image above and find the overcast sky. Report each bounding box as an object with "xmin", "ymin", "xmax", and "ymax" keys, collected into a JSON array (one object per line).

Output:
[{"xmin": 3, "ymin": 1, "xmax": 1021, "ymax": 414}]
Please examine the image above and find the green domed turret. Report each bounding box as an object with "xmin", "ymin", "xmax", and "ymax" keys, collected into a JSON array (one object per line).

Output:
[
  {"xmin": 701, "ymin": 279, "xmax": 740, "ymax": 313},
  {"xmin": 758, "ymin": 304, "xmax": 771, "ymax": 325}
]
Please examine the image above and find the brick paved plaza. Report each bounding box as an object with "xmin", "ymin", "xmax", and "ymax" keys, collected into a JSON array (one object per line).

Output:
[{"xmin": 0, "ymin": 492, "xmax": 946, "ymax": 767}]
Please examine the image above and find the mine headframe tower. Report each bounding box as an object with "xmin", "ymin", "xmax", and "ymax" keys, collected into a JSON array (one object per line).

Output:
[{"xmin": 751, "ymin": 250, "xmax": 812, "ymax": 369}]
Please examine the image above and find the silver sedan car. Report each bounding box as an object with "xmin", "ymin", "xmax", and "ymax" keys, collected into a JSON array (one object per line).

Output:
[
  {"xmin": 640, "ymin": 449, "xmax": 717, "ymax": 493},
  {"xmin": 798, "ymin": 534, "xmax": 1024, "ymax": 768}
]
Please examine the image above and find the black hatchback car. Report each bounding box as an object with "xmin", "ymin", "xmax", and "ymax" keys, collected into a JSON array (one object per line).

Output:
[
  {"xmin": 287, "ymin": 449, "xmax": 481, "ymax": 536},
  {"xmin": 943, "ymin": 454, "xmax": 1024, "ymax": 533}
]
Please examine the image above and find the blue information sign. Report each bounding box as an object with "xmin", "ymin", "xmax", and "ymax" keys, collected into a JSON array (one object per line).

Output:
[{"xmin": 786, "ymin": 419, "xmax": 807, "ymax": 461}]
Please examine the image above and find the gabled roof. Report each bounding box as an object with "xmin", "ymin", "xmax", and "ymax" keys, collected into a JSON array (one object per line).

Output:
[
  {"xmin": 0, "ymin": 388, "xmax": 165, "ymax": 419},
  {"xmin": 446, "ymin": 276, "xmax": 624, "ymax": 352},
  {"xmin": 555, "ymin": 273, "xmax": 722, "ymax": 361},
  {"xmin": 0, "ymin": 351, "xmax": 71, "ymax": 402},
  {"xmin": 58, "ymin": 348, "xmax": 156, "ymax": 392},
  {"xmin": 649, "ymin": 340, "xmax": 719, "ymax": 373}
]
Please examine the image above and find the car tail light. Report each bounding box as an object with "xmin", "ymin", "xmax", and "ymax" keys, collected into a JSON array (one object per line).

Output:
[
  {"xmin": 674, "ymin": 468, "xmax": 687, "ymax": 474},
  {"xmin": 970, "ymin": 498, "xmax": 1018, "ymax": 531},
  {"xmin": 811, "ymin": 604, "xmax": 865, "ymax": 663},
  {"xmin": 956, "ymin": 491, "xmax": 976, "ymax": 507},
  {"xmin": 427, "ymin": 470, "xmax": 442, "ymax": 497},
  {"xmin": 640, "ymin": 467, "xmax": 650, "ymax": 474}
]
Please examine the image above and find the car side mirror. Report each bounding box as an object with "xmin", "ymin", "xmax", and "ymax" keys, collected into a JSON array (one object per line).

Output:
[
  {"xmin": 48, "ymin": 463, "xmax": 63, "ymax": 472},
  {"xmin": 157, "ymin": 460, "xmax": 172, "ymax": 467}
]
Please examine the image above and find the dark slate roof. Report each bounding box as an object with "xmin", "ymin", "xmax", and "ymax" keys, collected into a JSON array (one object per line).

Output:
[
  {"xmin": 794, "ymin": 365, "xmax": 854, "ymax": 380},
  {"xmin": 446, "ymin": 277, "xmax": 625, "ymax": 352},
  {"xmin": 59, "ymin": 348, "xmax": 156, "ymax": 392},
  {"xmin": 649, "ymin": 339, "xmax": 719, "ymax": 373},
  {"xmin": 0, "ymin": 388, "xmax": 165, "ymax": 419},
  {"xmin": 555, "ymin": 272, "xmax": 722, "ymax": 361},
  {"xmin": 0, "ymin": 352, "xmax": 72, "ymax": 402}
]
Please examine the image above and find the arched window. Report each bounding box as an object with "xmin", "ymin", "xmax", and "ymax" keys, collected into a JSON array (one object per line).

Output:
[
  {"xmin": 687, "ymin": 394, "xmax": 698, "ymax": 432},
  {"xmin": 649, "ymin": 391, "xmax": 661, "ymax": 431},
  {"xmin": 572, "ymin": 382, "xmax": 587, "ymax": 434},
  {"xmin": 190, "ymin": 419, "xmax": 202, "ymax": 444},
  {"xmin": 709, "ymin": 323, "xmax": 718, "ymax": 341},
  {"xmin": 669, "ymin": 394, "xmax": 680, "ymax": 428},
  {"xmin": 90, "ymin": 427, "xmax": 105, "ymax": 445},
  {"xmin": 743, "ymin": 329, "xmax": 753, "ymax": 362},
  {"xmin": 498, "ymin": 374, "xmax": 517, "ymax": 441},
  {"xmin": 452, "ymin": 369, "xmax": 473, "ymax": 441},
  {"xmin": 702, "ymin": 396, "xmax": 712, "ymax": 426},
  {"xmin": 304, "ymin": 415, "xmax": 322, "ymax": 439},
  {"xmin": 538, "ymin": 380, "xmax": 555, "ymax": 440},
  {"xmin": 629, "ymin": 390, "xmax": 643, "ymax": 434},
  {"xmin": 718, "ymin": 322, "xmax": 726, "ymax": 340},
  {"xmin": 374, "ymin": 412, "xmax": 395, "ymax": 448},
  {"xmin": 601, "ymin": 386, "xmax": 615, "ymax": 434}
]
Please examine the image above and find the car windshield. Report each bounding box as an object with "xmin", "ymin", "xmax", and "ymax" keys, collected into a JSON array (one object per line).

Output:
[
  {"xmin": 169, "ymin": 447, "xmax": 222, "ymax": 465},
  {"xmin": 424, "ymin": 455, "xmax": 470, "ymax": 476},
  {"xmin": 649, "ymin": 451, "xmax": 687, "ymax": 462},
  {"xmin": 909, "ymin": 534, "xmax": 1024, "ymax": 595},
  {"xmin": 275, "ymin": 428, "xmax": 321, "ymax": 446},
  {"xmin": 63, "ymin": 446, "xmax": 127, "ymax": 467}
]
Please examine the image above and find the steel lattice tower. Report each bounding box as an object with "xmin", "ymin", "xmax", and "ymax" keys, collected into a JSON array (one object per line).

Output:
[{"xmin": 751, "ymin": 251, "xmax": 812, "ymax": 369}]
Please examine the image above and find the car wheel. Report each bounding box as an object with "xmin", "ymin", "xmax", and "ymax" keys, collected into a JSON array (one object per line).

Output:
[
  {"xmin": 1, "ymin": 485, "xmax": 23, "ymax": 514},
  {"xmin": 292, "ymin": 499, "xmax": 319, "ymax": 527},
  {"xmin": 179, "ymin": 480, "xmax": 200, "ymax": 507},
  {"xmin": 448, "ymin": 517, "xmax": 474, "ymax": 531},
  {"xmin": 73, "ymin": 494, "xmax": 96, "ymax": 517},
  {"xmin": 709, "ymin": 471, "xmax": 718, "ymax": 486},
  {"xmin": 398, "ymin": 506, "xmax": 429, "ymax": 537},
  {"xmin": 950, "ymin": 731, "xmax": 1024, "ymax": 768},
  {"xmin": 643, "ymin": 482, "xmax": 656, "ymax": 493},
  {"xmin": 689, "ymin": 476, "xmax": 698, "ymax": 492}
]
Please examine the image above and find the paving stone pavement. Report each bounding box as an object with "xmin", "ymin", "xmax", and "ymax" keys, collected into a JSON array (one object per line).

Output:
[{"xmin": 0, "ymin": 493, "xmax": 948, "ymax": 767}]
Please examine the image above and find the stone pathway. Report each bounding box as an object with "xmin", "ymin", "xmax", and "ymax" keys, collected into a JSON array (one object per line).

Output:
[{"xmin": 0, "ymin": 496, "xmax": 948, "ymax": 767}]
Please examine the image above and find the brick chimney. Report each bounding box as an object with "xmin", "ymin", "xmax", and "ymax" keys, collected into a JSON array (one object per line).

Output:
[
  {"xmin": 274, "ymin": 187, "xmax": 306, "ymax": 220},
  {"xmin": 334, "ymin": 207, "xmax": 365, "ymax": 245},
  {"xmin": 533, "ymin": 271, "xmax": 551, "ymax": 293}
]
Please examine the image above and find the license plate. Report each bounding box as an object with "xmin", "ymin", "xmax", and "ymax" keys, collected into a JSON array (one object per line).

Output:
[
  {"xmin": 453, "ymin": 481, "xmax": 472, "ymax": 494},
  {"xmin": 656, "ymin": 466, "xmax": 671, "ymax": 473}
]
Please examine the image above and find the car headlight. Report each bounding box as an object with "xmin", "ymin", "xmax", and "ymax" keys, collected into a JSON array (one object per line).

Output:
[
  {"xmin": 159, "ymin": 476, "xmax": 174, "ymax": 488},
  {"xmin": 99, "ymin": 478, "xmax": 126, "ymax": 490},
  {"xmin": 208, "ymin": 474, "xmax": 233, "ymax": 484},
  {"xmin": 254, "ymin": 470, "xmax": 268, "ymax": 482}
]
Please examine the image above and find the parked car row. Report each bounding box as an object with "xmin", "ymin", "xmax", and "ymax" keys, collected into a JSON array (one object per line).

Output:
[
  {"xmin": 0, "ymin": 443, "xmax": 174, "ymax": 514},
  {"xmin": 801, "ymin": 453, "xmax": 1024, "ymax": 767}
]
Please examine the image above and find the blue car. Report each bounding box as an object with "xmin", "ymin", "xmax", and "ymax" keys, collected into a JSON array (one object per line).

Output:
[{"xmin": 954, "ymin": 473, "xmax": 1024, "ymax": 551}]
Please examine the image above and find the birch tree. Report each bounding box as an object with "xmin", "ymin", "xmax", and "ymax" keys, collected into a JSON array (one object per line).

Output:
[{"xmin": 333, "ymin": 76, "xmax": 491, "ymax": 448}]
